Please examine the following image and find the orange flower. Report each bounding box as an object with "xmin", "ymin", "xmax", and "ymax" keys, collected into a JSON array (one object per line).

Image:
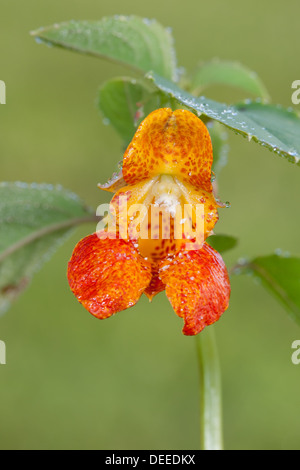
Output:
[{"xmin": 67, "ymin": 108, "xmax": 231, "ymax": 335}]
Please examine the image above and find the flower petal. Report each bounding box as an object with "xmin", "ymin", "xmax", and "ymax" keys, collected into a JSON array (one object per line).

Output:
[
  {"xmin": 159, "ymin": 243, "xmax": 230, "ymax": 335},
  {"xmin": 67, "ymin": 232, "xmax": 152, "ymax": 319},
  {"xmin": 109, "ymin": 177, "xmax": 158, "ymax": 240},
  {"xmin": 143, "ymin": 262, "xmax": 166, "ymax": 301},
  {"xmin": 98, "ymin": 169, "xmax": 127, "ymax": 193},
  {"xmin": 122, "ymin": 108, "xmax": 213, "ymax": 192}
]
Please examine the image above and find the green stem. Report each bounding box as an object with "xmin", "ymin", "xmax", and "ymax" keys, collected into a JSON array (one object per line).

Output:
[{"xmin": 195, "ymin": 327, "xmax": 224, "ymax": 451}]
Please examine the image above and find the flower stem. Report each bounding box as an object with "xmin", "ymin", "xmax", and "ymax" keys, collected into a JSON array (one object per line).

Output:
[{"xmin": 195, "ymin": 327, "xmax": 224, "ymax": 451}]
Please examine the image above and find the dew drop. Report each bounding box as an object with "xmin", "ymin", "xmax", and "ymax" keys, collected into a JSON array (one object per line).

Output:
[
  {"xmin": 34, "ymin": 37, "xmax": 44, "ymax": 45},
  {"xmin": 288, "ymin": 148, "xmax": 298, "ymax": 157}
]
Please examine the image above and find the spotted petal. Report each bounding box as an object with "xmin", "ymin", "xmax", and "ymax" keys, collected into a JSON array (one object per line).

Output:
[
  {"xmin": 144, "ymin": 262, "xmax": 166, "ymax": 301},
  {"xmin": 67, "ymin": 232, "xmax": 152, "ymax": 319},
  {"xmin": 159, "ymin": 243, "xmax": 230, "ymax": 335},
  {"xmin": 122, "ymin": 108, "xmax": 214, "ymax": 192}
]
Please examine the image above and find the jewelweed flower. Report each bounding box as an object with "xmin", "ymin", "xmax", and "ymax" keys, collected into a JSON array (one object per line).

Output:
[{"xmin": 67, "ymin": 108, "xmax": 230, "ymax": 335}]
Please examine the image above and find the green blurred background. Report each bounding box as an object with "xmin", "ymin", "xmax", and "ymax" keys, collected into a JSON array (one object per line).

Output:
[{"xmin": 0, "ymin": 0, "xmax": 300, "ymax": 450}]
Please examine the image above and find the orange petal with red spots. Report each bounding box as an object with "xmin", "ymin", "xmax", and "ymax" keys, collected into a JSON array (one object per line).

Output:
[
  {"xmin": 174, "ymin": 178, "xmax": 220, "ymax": 239},
  {"xmin": 67, "ymin": 232, "xmax": 152, "ymax": 319},
  {"xmin": 122, "ymin": 108, "xmax": 213, "ymax": 192},
  {"xmin": 159, "ymin": 243, "xmax": 230, "ymax": 335},
  {"xmin": 144, "ymin": 262, "xmax": 166, "ymax": 301}
]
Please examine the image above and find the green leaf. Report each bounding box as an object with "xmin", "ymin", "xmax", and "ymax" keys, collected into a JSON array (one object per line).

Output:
[
  {"xmin": 207, "ymin": 121, "xmax": 229, "ymax": 175},
  {"xmin": 190, "ymin": 60, "xmax": 270, "ymax": 100},
  {"xmin": 0, "ymin": 182, "xmax": 96, "ymax": 315},
  {"xmin": 147, "ymin": 72, "xmax": 300, "ymax": 165},
  {"xmin": 98, "ymin": 77, "xmax": 162, "ymax": 144},
  {"xmin": 207, "ymin": 235, "xmax": 238, "ymax": 254},
  {"xmin": 233, "ymin": 253, "xmax": 300, "ymax": 326},
  {"xmin": 31, "ymin": 16, "xmax": 178, "ymax": 81}
]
